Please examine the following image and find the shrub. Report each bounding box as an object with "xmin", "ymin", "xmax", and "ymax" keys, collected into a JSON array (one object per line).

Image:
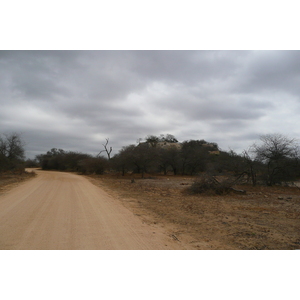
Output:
[
  {"xmin": 78, "ymin": 157, "xmax": 108, "ymax": 174},
  {"xmin": 188, "ymin": 174, "xmax": 235, "ymax": 195}
]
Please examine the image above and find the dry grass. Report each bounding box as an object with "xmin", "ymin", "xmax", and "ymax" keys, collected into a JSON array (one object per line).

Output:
[
  {"xmin": 86, "ymin": 173, "xmax": 300, "ymax": 250},
  {"xmin": 1, "ymin": 169, "xmax": 298, "ymax": 249},
  {"xmin": 0, "ymin": 170, "xmax": 36, "ymax": 195}
]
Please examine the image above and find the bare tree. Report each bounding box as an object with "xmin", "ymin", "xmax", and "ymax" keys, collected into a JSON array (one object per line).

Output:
[
  {"xmin": 253, "ymin": 134, "xmax": 298, "ymax": 162},
  {"xmin": 252, "ymin": 134, "xmax": 299, "ymax": 186},
  {"xmin": 98, "ymin": 138, "xmax": 112, "ymax": 160}
]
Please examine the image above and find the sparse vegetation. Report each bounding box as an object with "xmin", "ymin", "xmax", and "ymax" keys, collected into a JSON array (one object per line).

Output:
[
  {"xmin": 2, "ymin": 132, "xmax": 299, "ymax": 187},
  {"xmin": 1, "ymin": 131, "xmax": 299, "ymax": 250},
  {"xmin": 87, "ymin": 174, "xmax": 300, "ymax": 250}
]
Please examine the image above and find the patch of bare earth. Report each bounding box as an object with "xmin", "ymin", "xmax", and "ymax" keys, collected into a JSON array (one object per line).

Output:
[{"xmin": 86, "ymin": 174, "xmax": 300, "ymax": 250}]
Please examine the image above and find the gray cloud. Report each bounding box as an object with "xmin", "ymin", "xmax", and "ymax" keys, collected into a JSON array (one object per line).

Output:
[
  {"xmin": 233, "ymin": 51, "xmax": 300, "ymax": 96},
  {"xmin": 1, "ymin": 50, "xmax": 300, "ymax": 158}
]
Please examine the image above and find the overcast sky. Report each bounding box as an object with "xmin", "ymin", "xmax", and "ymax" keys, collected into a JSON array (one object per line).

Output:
[{"xmin": 1, "ymin": 50, "xmax": 300, "ymax": 159}]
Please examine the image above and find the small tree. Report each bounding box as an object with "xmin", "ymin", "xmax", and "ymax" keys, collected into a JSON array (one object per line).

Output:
[
  {"xmin": 145, "ymin": 134, "xmax": 178, "ymax": 147},
  {"xmin": 180, "ymin": 140, "xmax": 208, "ymax": 175},
  {"xmin": 78, "ymin": 157, "xmax": 108, "ymax": 174},
  {"xmin": 0, "ymin": 133, "xmax": 25, "ymax": 172},
  {"xmin": 242, "ymin": 149, "xmax": 257, "ymax": 186},
  {"xmin": 111, "ymin": 145, "xmax": 136, "ymax": 176},
  {"xmin": 252, "ymin": 134, "xmax": 299, "ymax": 186},
  {"xmin": 162, "ymin": 134, "xmax": 178, "ymax": 143},
  {"xmin": 145, "ymin": 135, "xmax": 160, "ymax": 147},
  {"xmin": 164, "ymin": 146, "xmax": 180, "ymax": 175},
  {"xmin": 131, "ymin": 143, "xmax": 158, "ymax": 177}
]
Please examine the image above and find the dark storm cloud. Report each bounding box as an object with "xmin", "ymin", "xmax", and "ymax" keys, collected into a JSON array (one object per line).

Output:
[{"xmin": 0, "ymin": 50, "xmax": 299, "ymax": 158}]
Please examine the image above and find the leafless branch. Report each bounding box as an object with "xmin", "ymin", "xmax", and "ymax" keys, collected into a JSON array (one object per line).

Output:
[{"xmin": 97, "ymin": 138, "xmax": 112, "ymax": 160}]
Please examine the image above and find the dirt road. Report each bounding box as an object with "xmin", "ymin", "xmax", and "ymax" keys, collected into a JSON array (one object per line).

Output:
[{"xmin": 0, "ymin": 170, "xmax": 188, "ymax": 250}]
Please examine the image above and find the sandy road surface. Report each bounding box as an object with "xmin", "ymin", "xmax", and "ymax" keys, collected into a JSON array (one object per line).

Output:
[{"xmin": 0, "ymin": 170, "xmax": 187, "ymax": 250}]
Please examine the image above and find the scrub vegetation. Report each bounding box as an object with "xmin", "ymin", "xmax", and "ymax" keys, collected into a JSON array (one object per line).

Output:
[
  {"xmin": 1, "ymin": 132, "xmax": 299, "ymax": 249},
  {"xmin": 2, "ymin": 132, "xmax": 299, "ymax": 187}
]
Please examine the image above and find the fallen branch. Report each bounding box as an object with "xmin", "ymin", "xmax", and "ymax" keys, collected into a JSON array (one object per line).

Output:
[
  {"xmin": 171, "ymin": 234, "xmax": 180, "ymax": 241},
  {"xmin": 230, "ymin": 187, "xmax": 246, "ymax": 194}
]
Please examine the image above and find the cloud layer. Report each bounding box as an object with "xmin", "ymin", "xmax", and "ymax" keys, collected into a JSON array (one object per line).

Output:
[{"xmin": 1, "ymin": 50, "xmax": 299, "ymax": 158}]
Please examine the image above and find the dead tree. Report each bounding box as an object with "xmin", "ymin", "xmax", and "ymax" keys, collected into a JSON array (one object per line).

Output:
[{"xmin": 98, "ymin": 138, "xmax": 112, "ymax": 160}]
